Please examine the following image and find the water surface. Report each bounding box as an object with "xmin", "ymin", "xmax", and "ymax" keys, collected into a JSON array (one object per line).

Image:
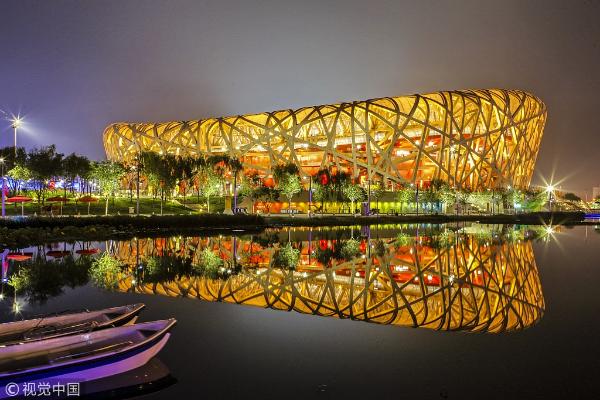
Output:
[{"xmin": 1, "ymin": 224, "xmax": 598, "ymax": 399}]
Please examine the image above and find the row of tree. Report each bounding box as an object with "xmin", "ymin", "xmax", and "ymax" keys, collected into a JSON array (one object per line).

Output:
[
  {"xmin": 1, "ymin": 145, "xmax": 106, "ymax": 205},
  {"xmin": 1, "ymin": 145, "xmax": 585, "ymax": 215}
]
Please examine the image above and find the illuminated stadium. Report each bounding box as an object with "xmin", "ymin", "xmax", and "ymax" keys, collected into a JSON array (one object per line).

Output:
[{"xmin": 103, "ymin": 88, "xmax": 546, "ymax": 189}]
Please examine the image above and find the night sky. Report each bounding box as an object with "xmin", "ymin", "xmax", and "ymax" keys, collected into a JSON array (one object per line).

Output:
[{"xmin": 1, "ymin": 0, "xmax": 599, "ymax": 196}]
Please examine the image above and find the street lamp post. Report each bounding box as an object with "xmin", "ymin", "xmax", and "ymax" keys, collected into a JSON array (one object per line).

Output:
[
  {"xmin": 135, "ymin": 153, "xmax": 142, "ymax": 216},
  {"xmin": 1, "ymin": 157, "xmax": 5, "ymax": 217},
  {"xmin": 367, "ymin": 178, "xmax": 371, "ymax": 214},
  {"xmin": 11, "ymin": 117, "xmax": 22, "ymax": 158},
  {"xmin": 546, "ymin": 185, "xmax": 555, "ymax": 212},
  {"xmin": 307, "ymin": 175, "xmax": 313, "ymax": 217},
  {"xmin": 136, "ymin": 163, "xmax": 140, "ymax": 216}
]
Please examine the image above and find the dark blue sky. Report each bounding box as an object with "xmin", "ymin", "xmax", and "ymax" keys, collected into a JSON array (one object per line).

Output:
[{"xmin": 1, "ymin": 0, "xmax": 599, "ymax": 196}]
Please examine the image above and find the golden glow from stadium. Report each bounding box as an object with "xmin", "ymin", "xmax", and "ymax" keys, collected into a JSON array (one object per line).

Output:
[
  {"xmin": 103, "ymin": 89, "xmax": 546, "ymax": 189},
  {"xmin": 112, "ymin": 227, "xmax": 544, "ymax": 333}
]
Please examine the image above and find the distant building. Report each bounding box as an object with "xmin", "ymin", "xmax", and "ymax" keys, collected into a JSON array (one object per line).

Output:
[
  {"xmin": 593, "ymin": 186, "xmax": 600, "ymax": 201},
  {"xmin": 103, "ymin": 88, "xmax": 547, "ymax": 190}
]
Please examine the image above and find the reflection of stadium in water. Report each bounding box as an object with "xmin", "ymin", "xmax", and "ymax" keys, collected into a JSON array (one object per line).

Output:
[{"xmin": 111, "ymin": 226, "xmax": 545, "ymax": 333}]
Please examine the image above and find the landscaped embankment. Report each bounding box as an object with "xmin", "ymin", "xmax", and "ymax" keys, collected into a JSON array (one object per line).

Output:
[{"xmin": 0, "ymin": 211, "xmax": 587, "ymax": 248}]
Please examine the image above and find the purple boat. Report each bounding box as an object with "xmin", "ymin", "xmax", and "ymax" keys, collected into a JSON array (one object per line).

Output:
[
  {"xmin": 0, "ymin": 304, "xmax": 145, "ymax": 346},
  {"xmin": 0, "ymin": 319, "xmax": 176, "ymax": 395}
]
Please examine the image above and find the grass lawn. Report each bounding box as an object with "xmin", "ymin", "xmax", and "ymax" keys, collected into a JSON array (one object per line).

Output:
[{"xmin": 1, "ymin": 196, "xmax": 225, "ymax": 216}]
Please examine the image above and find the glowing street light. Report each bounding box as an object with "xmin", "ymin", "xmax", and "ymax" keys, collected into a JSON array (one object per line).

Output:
[{"xmin": 10, "ymin": 116, "xmax": 23, "ymax": 157}]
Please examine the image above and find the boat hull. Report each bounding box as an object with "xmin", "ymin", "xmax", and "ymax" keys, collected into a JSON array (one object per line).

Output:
[{"xmin": 0, "ymin": 334, "xmax": 170, "ymax": 398}]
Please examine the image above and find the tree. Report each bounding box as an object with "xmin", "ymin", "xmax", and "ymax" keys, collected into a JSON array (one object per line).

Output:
[
  {"xmin": 273, "ymin": 163, "xmax": 302, "ymax": 212},
  {"xmin": 311, "ymin": 181, "xmax": 327, "ymax": 213},
  {"xmin": 428, "ymin": 179, "xmax": 445, "ymax": 211},
  {"xmin": 239, "ymin": 171, "xmax": 263, "ymax": 213},
  {"xmin": 90, "ymin": 160, "xmax": 126, "ymax": 215},
  {"xmin": 90, "ymin": 252, "xmax": 122, "ymax": 290},
  {"xmin": 140, "ymin": 152, "xmax": 178, "ymax": 214},
  {"xmin": 369, "ymin": 177, "xmax": 385, "ymax": 210},
  {"xmin": 490, "ymin": 189, "xmax": 503, "ymax": 214},
  {"xmin": 197, "ymin": 168, "xmax": 223, "ymax": 213},
  {"xmin": 140, "ymin": 151, "xmax": 163, "ymax": 208},
  {"xmin": 26, "ymin": 145, "xmax": 64, "ymax": 206},
  {"xmin": 256, "ymin": 185, "xmax": 280, "ymax": 214},
  {"xmin": 272, "ymin": 242, "xmax": 300, "ymax": 270},
  {"xmin": 340, "ymin": 238, "xmax": 361, "ymax": 260},
  {"xmin": 312, "ymin": 169, "xmax": 333, "ymax": 213},
  {"xmin": 420, "ymin": 188, "xmax": 438, "ymax": 213},
  {"xmin": 193, "ymin": 248, "xmax": 223, "ymax": 275},
  {"xmin": 0, "ymin": 146, "xmax": 27, "ymax": 172},
  {"xmin": 456, "ymin": 189, "xmax": 470, "ymax": 214},
  {"xmin": 438, "ymin": 186, "xmax": 456, "ymax": 213},
  {"xmin": 6, "ymin": 165, "xmax": 32, "ymax": 194},
  {"xmin": 523, "ymin": 189, "xmax": 545, "ymax": 212},
  {"xmin": 562, "ymin": 192, "xmax": 581, "ymax": 202},
  {"xmin": 396, "ymin": 185, "xmax": 415, "ymax": 213},
  {"xmin": 62, "ymin": 153, "xmax": 91, "ymax": 196},
  {"xmin": 330, "ymin": 171, "xmax": 351, "ymax": 204},
  {"xmin": 506, "ymin": 188, "xmax": 525, "ymax": 213},
  {"xmin": 467, "ymin": 190, "xmax": 492, "ymax": 213},
  {"xmin": 342, "ymin": 182, "xmax": 365, "ymax": 214},
  {"xmin": 174, "ymin": 156, "xmax": 195, "ymax": 207}
]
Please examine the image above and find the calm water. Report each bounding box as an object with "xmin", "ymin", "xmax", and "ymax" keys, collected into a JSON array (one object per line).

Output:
[{"xmin": 1, "ymin": 224, "xmax": 599, "ymax": 399}]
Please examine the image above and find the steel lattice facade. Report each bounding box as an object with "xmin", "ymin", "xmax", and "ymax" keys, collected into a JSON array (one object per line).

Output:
[{"xmin": 103, "ymin": 88, "xmax": 546, "ymax": 189}]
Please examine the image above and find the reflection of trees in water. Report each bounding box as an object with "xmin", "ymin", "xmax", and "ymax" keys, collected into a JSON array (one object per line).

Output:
[
  {"xmin": 110, "ymin": 225, "xmax": 545, "ymax": 333},
  {"xmin": 272, "ymin": 243, "xmax": 300, "ymax": 270},
  {"xmin": 7, "ymin": 254, "xmax": 91, "ymax": 303},
  {"xmin": 144, "ymin": 255, "xmax": 195, "ymax": 283}
]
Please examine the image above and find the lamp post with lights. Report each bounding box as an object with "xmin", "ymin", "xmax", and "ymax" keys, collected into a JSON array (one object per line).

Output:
[
  {"xmin": 304, "ymin": 175, "xmax": 313, "ymax": 217},
  {"xmin": 546, "ymin": 185, "xmax": 555, "ymax": 212},
  {"xmin": 1, "ymin": 157, "xmax": 5, "ymax": 217},
  {"xmin": 11, "ymin": 117, "xmax": 22, "ymax": 158}
]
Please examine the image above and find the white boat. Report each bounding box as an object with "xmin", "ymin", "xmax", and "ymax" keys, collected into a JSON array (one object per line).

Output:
[
  {"xmin": 0, "ymin": 319, "xmax": 176, "ymax": 397},
  {"xmin": 0, "ymin": 304, "xmax": 145, "ymax": 346}
]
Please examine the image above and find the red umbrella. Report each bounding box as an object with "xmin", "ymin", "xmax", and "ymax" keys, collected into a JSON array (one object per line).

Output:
[
  {"xmin": 76, "ymin": 248, "xmax": 99, "ymax": 255},
  {"xmin": 6, "ymin": 196, "xmax": 32, "ymax": 216},
  {"xmin": 78, "ymin": 196, "xmax": 98, "ymax": 202},
  {"xmin": 46, "ymin": 250, "xmax": 71, "ymax": 258},
  {"xmin": 6, "ymin": 196, "xmax": 32, "ymax": 203},
  {"xmin": 7, "ymin": 252, "xmax": 33, "ymax": 261},
  {"xmin": 78, "ymin": 196, "xmax": 99, "ymax": 215},
  {"xmin": 46, "ymin": 196, "xmax": 69, "ymax": 202},
  {"xmin": 46, "ymin": 196, "xmax": 69, "ymax": 216}
]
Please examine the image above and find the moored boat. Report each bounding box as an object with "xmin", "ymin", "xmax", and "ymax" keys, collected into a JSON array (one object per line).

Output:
[
  {"xmin": 0, "ymin": 319, "xmax": 176, "ymax": 395},
  {"xmin": 0, "ymin": 304, "xmax": 145, "ymax": 346}
]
